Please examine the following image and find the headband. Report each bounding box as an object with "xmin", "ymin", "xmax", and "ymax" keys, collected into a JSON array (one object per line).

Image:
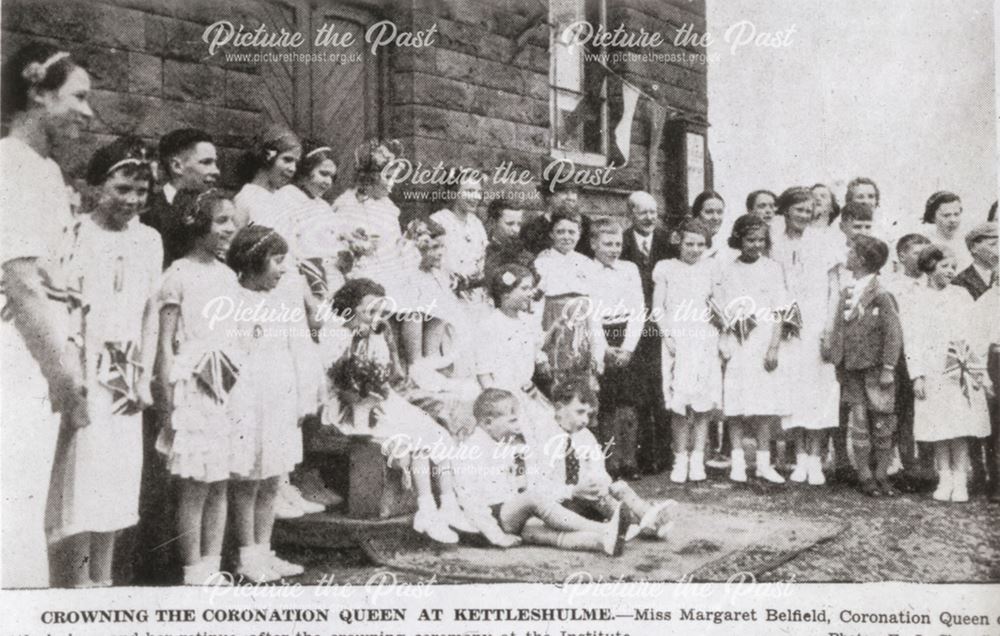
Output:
[
  {"xmin": 247, "ymin": 229, "xmax": 278, "ymax": 256},
  {"xmin": 22, "ymin": 51, "xmax": 71, "ymax": 85},
  {"xmin": 305, "ymin": 146, "xmax": 332, "ymax": 159},
  {"xmin": 104, "ymin": 146, "xmax": 151, "ymax": 178}
]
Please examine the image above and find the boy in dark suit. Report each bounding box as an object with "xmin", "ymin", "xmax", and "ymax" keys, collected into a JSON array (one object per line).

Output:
[{"xmin": 827, "ymin": 235, "xmax": 904, "ymax": 497}]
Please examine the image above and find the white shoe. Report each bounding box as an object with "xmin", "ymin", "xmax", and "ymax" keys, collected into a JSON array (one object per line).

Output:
[
  {"xmin": 756, "ymin": 451, "xmax": 786, "ymax": 484},
  {"xmin": 199, "ymin": 555, "xmax": 231, "ymax": 586},
  {"xmin": 274, "ymin": 492, "xmax": 304, "ymax": 519},
  {"xmin": 950, "ymin": 471, "xmax": 969, "ymax": 503},
  {"xmin": 933, "ymin": 469, "xmax": 953, "ymax": 502},
  {"xmin": 638, "ymin": 500, "xmax": 674, "ymax": 533},
  {"xmin": 789, "ymin": 453, "xmax": 809, "ymax": 483},
  {"xmin": 730, "ymin": 451, "xmax": 747, "ymax": 483},
  {"xmin": 806, "ymin": 455, "xmax": 826, "ymax": 486},
  {"xmin": 263, "ymin": 547, "xmax": 305, "ymax": 577},
  {"xmin": 182, "ymin": 562, "xmax": 208, "ymax": 586},
  {"xmin": 670, "ymin": 452, "xmax": 689, "ymax": 483},
  {"xmin": 413, "ymin": 509, "xmax": 459, "ymax": 544},
  {"xmin": 236, "ymin": 546, "xmax": 281, "ymax": 583},
  {"xmin": 282, "ymin": 482, "xmax": 325, "ymax": 514},
  {"xmin": 625, "ymin": 524, "xmax": 641, "ymax": 542},
  {"xmin": 688, "ymin": 451, "xmax": 707, "ymax": 481},
  {"xmin": 656, "ymin": 520, "xmax": 674, "ymax": 540},
  {"xmin": 439, "ymin": 502, "xmax": 476, "ymax": 533}
]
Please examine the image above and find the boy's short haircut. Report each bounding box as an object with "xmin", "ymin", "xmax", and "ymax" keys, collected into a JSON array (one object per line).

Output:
[
  {"xmin": 473, "ymin": 388, "xmax": 518, "ymax": 421},
  {"xmin": 853, "ymin": 235, "xmax": 890, "ymax": 273},
  {"xmin": 551, "ymin": 377, "xmax": 598, "ymax": 408},
  {"xmin": 846, "ymin": 176, "xmax": 880, "ymax": 206},
  {"xmin": 589, "ymin": 217, "xmax": 622, "ymax": 240},
  {"xmin": 840, "ymin": 201, "xmax": 874, "ymax": 224},
  {"xmin": 895, "ymin": 233, "xmax": 931, "ymax": 256},
  {"xmin": 158, "ymin": 128, "xmax": 214, "ymax": 179}
]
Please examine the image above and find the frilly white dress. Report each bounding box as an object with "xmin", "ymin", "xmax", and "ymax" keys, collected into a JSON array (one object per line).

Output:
[{"xmin": 154, "ymin": 257, "xmax": 244, "ymax": 483}]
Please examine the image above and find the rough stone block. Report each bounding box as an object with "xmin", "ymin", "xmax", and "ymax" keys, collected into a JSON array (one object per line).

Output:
[
  {"xmin": 128, "ymin": 51, "xmax": 162, "ymax": 96},
  {"xmin": 164, "ymin": 58, "xmax": 226, "ymax": 105}
]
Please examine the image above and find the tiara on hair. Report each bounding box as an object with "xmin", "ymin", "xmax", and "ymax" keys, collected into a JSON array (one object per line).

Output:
[
  {"xmin": 246, "ymin": 229, "xmax": 278, "ymax": 255},
  {"xmin": 305, "ymin": 146, "xmax": 332, "ymax": 159},
  {"xmin": 21, "ymin": 51, "xmax": 71, "ymax": 85},
  {"xmin": 104, "ymin": 147, "xmax": 150, "ymax": 177}
]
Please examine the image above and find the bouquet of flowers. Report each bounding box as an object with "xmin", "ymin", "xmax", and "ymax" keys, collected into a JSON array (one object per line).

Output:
[{"xmin": 329, "ymin": 333, "xmax": 394, "ymax": 401}]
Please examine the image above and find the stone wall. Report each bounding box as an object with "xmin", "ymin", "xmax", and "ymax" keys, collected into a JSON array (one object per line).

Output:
[{"xmin": 2, "ymin": 0, "xmax": 709, "ymax": 221}]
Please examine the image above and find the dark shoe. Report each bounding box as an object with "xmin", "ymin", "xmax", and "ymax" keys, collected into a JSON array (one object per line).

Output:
[
  {"xmin": 877, "ymin": 479, "xmax": 900, "ymax": 497},
  {"xmin": 831, "ymin": 466, "xmax": 859, "ymax": 486},
  {"xmin": 858, "ymin": 479, "xmax": 881, "ymax": 497}
]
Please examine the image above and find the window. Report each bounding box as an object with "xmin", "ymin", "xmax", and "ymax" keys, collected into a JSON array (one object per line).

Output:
[{"xmin": 550, "ymin": 0, "xmax": 608, "ymax": 165}]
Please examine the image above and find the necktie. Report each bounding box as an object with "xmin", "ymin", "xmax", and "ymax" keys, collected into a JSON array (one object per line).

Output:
[
  {"xmin": 639, "ymin": 235, "xmax": 650, "ymax": 259},
  {"xmin": 513, "ymin": 446, "xmax": 527, "ymax": 493},
  {"xmin": 564, "ymin": 435, "xmax": 580, "ymax": 485}
]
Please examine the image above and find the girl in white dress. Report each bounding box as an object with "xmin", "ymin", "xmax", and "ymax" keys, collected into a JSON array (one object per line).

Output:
[
  {"xmin": 430, "ymin": 171, "xmax": 488, "ymax": 300},
  {"xmin": 714, "ymin": 214, "xmax": 792, "ymax": 484},
  {"xmin": 769, "ymin": 188, "xmax": 840, "ymax": 486},
  {"xmin": 395, "ymin": 219, "xmax": 479, "ymax": 438},
  {"xmin": 0, "ymin": 43, "xmax": 93, "ymax": 589},
  {"xmin": 46, "ymin": 139, "xmax": 161, "ymax": 587},
  {"xmin": 324, "ymin": 278, "xmax": 471, "ymax": 542},
  {"xmin": 234, "ymin": 125, "xmax": 302, "ymax": 228},
  {"xmin": 475, "ymin": 264, "xmax": 556, "ymax": 434},
  {"xmin": 331, "ymin": 140, "xmax": 409, "ymax": 285},
  {"xmin": 225, "ymin": 225, "xmax": 313, "ymax": 582},
  {"xmin": 652, "ymin": 219, "xmax": 722, "ymax": 483},
  {"xmin": 154, "ymin": 189, "xmax": 241, "ymax": 585},
  {"xmin": 903, "ymin": 246, "xmax": 991, "ymax": 503}
]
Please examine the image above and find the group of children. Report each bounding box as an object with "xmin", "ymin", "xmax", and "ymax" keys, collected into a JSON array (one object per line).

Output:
[{"xmin": 2, "ymin": 45, "xmax": 996, "ymax": 592}]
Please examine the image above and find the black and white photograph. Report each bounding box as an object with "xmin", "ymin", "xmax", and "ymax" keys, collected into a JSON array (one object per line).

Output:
[{"xmin": 0, "ymin": 0, "xmax": 997, "ymax": 632}]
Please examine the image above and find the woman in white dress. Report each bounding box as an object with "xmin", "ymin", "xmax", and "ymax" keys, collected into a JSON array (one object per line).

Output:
[
  {"xmin": 46, "ymin": 139, "xmax": 161, "ymax": 587},
  {"xmin": 652, "ymin": 218, "xmax": 722, "ymax": 483},
  {"xmin": 769, "ymin": 187, "xmax": 840, "ymax": 486},
  {"xmin": 903, "ymin": 245, "xmax": 991, "ymax": 503},
  {"xmin": 234, "ymin": 125, "xmax": 302, "ymax": 229},
  {"xmin": 919, "ymin": 191, "xmax": 972, "ymax": 271},
  {"xmin": 0, "ymin": 43, "xmax": 93, "ymax": 588}
]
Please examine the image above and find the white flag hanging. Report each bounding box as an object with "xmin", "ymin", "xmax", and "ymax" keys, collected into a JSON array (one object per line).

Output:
[{"xmin": 612, "ymin": 82, "xmax": 641, "ymax": 166}]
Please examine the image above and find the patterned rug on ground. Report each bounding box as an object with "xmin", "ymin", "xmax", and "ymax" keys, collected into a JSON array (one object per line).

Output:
[{"xmin": 356, "ymin": 502, "xmax": 849, "ymax": 583}]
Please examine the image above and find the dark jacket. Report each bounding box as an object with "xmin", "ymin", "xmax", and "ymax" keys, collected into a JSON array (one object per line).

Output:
[
  {"xmin": 520, "ymin": 211, "xmax": 593, "ymax": 257},
  {"xmin": 828, "ymin": 276, "xmax": 904, "ymax": 371},
  {"xmin": 141, "ymin": 190, "xmax": 185, "ymax": 269},
  {"xmin": 952, "ymin": 264, "xmax": 991, "ymax": 301},
  {"xmin": 619, "ymin": 226, "xmax": 677, "ymax": 308}
]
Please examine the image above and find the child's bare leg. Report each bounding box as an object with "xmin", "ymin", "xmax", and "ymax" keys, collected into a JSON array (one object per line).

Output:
[
  {"xmin": 201, "ymin": 480, "xmax": 228, "ymax": 558},
  {"xmin": 691, "ymin": 413, "xmax": 709, "ymax": 455},
  {"xmin": 950, "ymin": 437, "xmax": 971, "ymax": 501},
  {"xmin": 521, "ymin": 525, "xmax": 605, "ymax": 553},
  {"xmin": 89, "ymin": 532, "xmax": 115, "ymax": 586},
  {"xmin": 671, "ymin": 412, "xmax": 690, "ymax": 454},
  {"xmin": 754, "ymin": 416, "xmax": 785, "ymax": 483},
  {"xmin": 728, "ymin": 417, "xmax": 747, "ymax": 480},
  {"xmin": 176, "ymin": 479, "xmax": 209, "ymax": 565},
  {"xmin": 254, "ymin": 476, "xmax": 281, "ymax": 546},
  {"xmin": 608, "ymin": 481, "xmax": 649, "ymax": 519},
  {"xmin": 229, "ymin": 480, "xmax": 259, "ymax": 547},
  {"xmin": 409, "ymin": 453, "xmax": 437, "ymax": 512},
  {"xmin": 500, "ymin": 492, "xmax": 607, "ymax": 534}
]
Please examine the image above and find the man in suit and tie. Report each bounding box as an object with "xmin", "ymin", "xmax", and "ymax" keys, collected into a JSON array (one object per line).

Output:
[
  {"xmin": 142, "ymin": 128, "xmax": 220, "ymax": 268},
  {"xmin": 617, "ymin": 191, "xmax": 677, "ymax": 476},
  {"xmin": 951, "ymin": 222, "xmax": 998, "ymax": 499}
]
